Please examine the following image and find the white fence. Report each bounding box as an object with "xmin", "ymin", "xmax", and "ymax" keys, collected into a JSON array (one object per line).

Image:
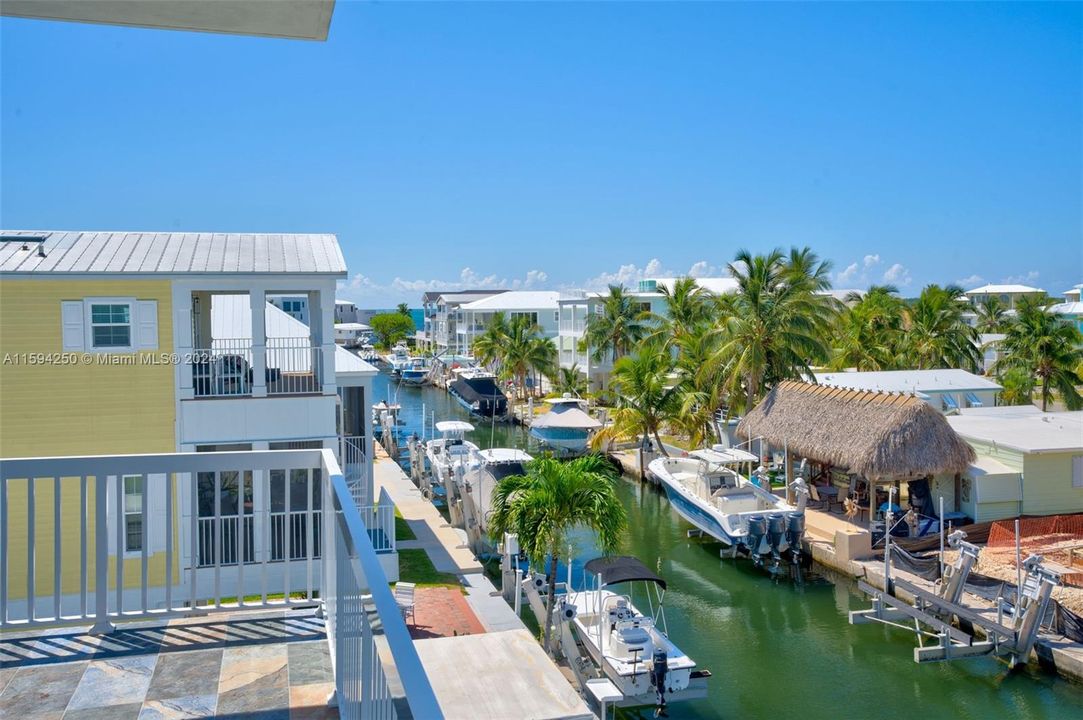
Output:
[{"xmin": 0, "ymin": 448, "xmax": 438, "ymax": 719}]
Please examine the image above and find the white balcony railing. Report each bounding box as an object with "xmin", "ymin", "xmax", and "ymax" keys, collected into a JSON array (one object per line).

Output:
[
  {"xmin": 0, "ymin": 448, "xmax": 439, "ymax": 719},
  {"xmin": 191, "ymin": 337, "xmax": 323, "ymax": 397}
]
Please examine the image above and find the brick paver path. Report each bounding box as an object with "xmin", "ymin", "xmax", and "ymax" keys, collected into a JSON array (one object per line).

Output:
[{"xmin": 408, "ymin": 587, "xmax": 486, "ymax": 640}]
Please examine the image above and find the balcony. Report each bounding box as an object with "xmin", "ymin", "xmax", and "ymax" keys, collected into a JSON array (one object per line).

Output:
[
  {"xmin": 0, "ymin": 448, "xmax": 440, "ymax": 719},
  {"xmin": 191, "ymin": 337, "xmax": 325, "ymax": 398}
]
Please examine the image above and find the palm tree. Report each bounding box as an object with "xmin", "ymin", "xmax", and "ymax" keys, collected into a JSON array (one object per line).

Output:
[
  {"xmin": 646, "ymin": 277, "xmax": 711, "ymax": 347},
  {"xmin": 974, "ymin": 295, "xmax": 1007, "ymax": 333},
  {"xmin": 671, "ymin": 324, "xmax": 724, "ymax": 447},
  {"xmin": 547, "ymin": 364, "xmax": 588, "ymax": 397},
  {"xmin": 605, "ymin": 343, "xmax": 680, "ymax": 455},
  {"xmin": 584, "ymin": 285, "xmax": 650, "ymax": 366},
  {"xmin": 899, "ymin": 284, "xmax": 980, "ymax": 371},
  {"xmin": 396, "ymin": 302, "xmax": 411, "ymax": 316},
  {"xmin": 488, "ymin": 455, "xmax": 627, "ymax": 653},
  {"xmin": 997, "ymin": 366, "xmax": 1036, "ymax": 406},
  {"xmin": 471, "ymin": 312, "xmax": 509, "ymax": 371},
  {"xmin": 499, "ymin": 315, "xmax": 555, "ymax": 400},
  {"xmin": 709, "ymin": 248, "xmax": 835, "ymax": 413},
  {"xmin": 997, "ymin": 298, "xmax": 1083, "ymax": 411},
  {"xmin": 829, "ymin": 285, "xmax": 906, "ymax": 370}
]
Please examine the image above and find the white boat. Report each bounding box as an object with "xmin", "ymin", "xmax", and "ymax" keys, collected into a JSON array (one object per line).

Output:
[
  {"xmin": 424, "ymin": 421, "xmax": 480, "ymax": 487},
  {"xmin": 460, "ymin": 447, "xmax": 532, "ymax": 537},
  {"xmin": 564, "ymin": 555, "xmax": 703, "ymax": 710},
  {"xmin": 383, "ymin": 342, "xmax": 411, "ymax": 375},
  {"xmin": 648, "ymin": 446, "xmax": 809, "ymax": 568},
  {"xmin": 399, "ymin": 357, "xmax": 431, "ymax": 386},
  {"xmin": 529, "ymin": 395, "xmax": 601, "ymax": 456}
]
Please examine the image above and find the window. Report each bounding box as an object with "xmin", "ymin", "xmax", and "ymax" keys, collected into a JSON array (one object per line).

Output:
[
  {"xmin": 511, "ymin": 311, "xmax": 539, "ymax": 325},
  {"xmin": 90, "ymin": 303, "xmax": 132, "ymax": 349},
  {"xmin": 123, "ymin": 475, "xmax": 143, "ymax": 552},
  {"xmin": 554, "ymin": 311, "xmax": 560, "ymax": 323},
  {"xmin": 1073, "ymin": 456, "xmax": 1083, "ymax": 489}
]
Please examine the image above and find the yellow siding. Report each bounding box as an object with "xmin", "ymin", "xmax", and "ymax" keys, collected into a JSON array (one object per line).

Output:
[
  {"xmin": 1, "ymin": 279, "xmax": 178, "ymax": 602},
  {"xmin": 0, "ymin": 279, "xmax": 176, "ymax": 456},
  {"xmin": 1022, "ymin": 452, "xmax": 1083, "ymax": 516}
]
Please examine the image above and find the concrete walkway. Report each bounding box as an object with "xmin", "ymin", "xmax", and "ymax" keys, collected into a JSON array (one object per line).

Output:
[{"xmin": 373, "ymin": 457, "xmax": 482, "ymax": 574}]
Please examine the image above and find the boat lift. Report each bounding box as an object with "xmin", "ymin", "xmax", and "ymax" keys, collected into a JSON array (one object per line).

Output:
[{"xmin": 850, "ymin": 529, "xmax": 1061, "ymax": 667}]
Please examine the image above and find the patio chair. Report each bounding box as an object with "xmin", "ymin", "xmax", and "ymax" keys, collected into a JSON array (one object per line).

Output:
[
  {"xmin": 395, "ymin": 581, "xmax": 416, "ymax": 624},
  {"xmin": 808, "ymin": 484, "xmax": 827, "ymax": 510}
]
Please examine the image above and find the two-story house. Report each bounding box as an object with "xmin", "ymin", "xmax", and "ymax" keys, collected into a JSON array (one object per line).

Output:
[
  {"xmin": 457, "ymin": 291, "xmax": 561, "ymax": 354},
  {"xmin": 0, "ymin": 230, "xmax": 383, "ymax": 621},
  {"xmin": 422, "ymin": 289, "xmax": 507, "ymax": 356},
  {"xmin": 558, "ymin": 277, "xmax": 738, "ymax": 391}
]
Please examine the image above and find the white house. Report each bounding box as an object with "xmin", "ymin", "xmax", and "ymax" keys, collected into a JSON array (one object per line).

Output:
[
  {"xmin": 814, "ymin": 369, "xmax": 1002, "ymax": 413},
  {"xmin": 421, "ymin": 289, "xmax": 507, "ymax": 355},
  {"xmin": 558, "ymin": 277, "xmax": 738, "ymax": 390},
  {"xmin": 457, "ymin": 290, "xmax": 561, "ymax": 354},
  {"xmin": 1049, "ymin": 283, "xmax": 1083, "ymax": 335}
]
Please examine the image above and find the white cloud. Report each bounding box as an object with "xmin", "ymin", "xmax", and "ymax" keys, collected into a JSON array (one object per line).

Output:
[
  {"xmin": 834, "ymin": 254, "xmax": 881, "ymax": 286},
  {"xmin": 883, "ymin": 262, "xmax": 912, "ymax": 286},
  {"xmin": 1003, "ymin": 270, "xmax": 1040, "ymax": 285},
  {"xmin": 836, "ymin": 262, "xmax": 860, "ymax": 284},
  {"xmin": 956, "ymin": 274, "xmax": 984, "ymax": 288},
  {"xmin": 687, "ymin": 260, "xmax": 724, "ymax": 278}
]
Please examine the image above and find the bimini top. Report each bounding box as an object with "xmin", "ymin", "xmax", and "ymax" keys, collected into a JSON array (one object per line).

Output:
[
  {"xmin": 690, "ymin": 447, "xmax": 758, "ymax": 464},
  {"xmin": 584, "ymin": 556, "xmax": 666, "ymax": 590},
  {"xmin": 435, "ymin": 421, "xmax": 474, "ymax": 434}
]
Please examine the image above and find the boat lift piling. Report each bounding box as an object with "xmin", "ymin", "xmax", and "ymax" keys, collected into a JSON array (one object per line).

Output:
[{"xmin": 850, "ymin": 529, "xmax": 1061, "ymax": 667}]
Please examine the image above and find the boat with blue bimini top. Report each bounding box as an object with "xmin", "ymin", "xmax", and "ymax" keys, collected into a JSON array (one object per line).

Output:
[
  {"xmin": 562, "ymin": 555, "xmax": 708, "ymax": 712},
  {"xmin": 529, "ymin": 395, "xmax": 601, "ymax": 456},
  {"xmin": 448, "ymin": 367, "xmax": 509, "ymax": 420},
  {"xmin": 399, "ymin": 357, "xmax": 431, "ymax": 386},
  {"xmin": 648, "ymin": 446, "xmax": 810, "ymax": 573}
]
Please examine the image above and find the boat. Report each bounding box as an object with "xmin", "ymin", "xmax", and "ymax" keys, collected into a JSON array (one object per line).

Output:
[
  {"xmin": 383, "ymin": 341, "xmax": 412, "ymax": 375},
  {"xmin": 448, "ymin": 367, "xmax": 509, "ymax": 420},
  {"xmin": 357, "ymin": 343, "xmax": 379, "ymax": 362},
  {"xmin": 648, "ymin": 446, "xmax": 808, "ymax": 570},
  {"xmin": 529, "ymin": 395, "xmax": 601, "ymax": 456},
  {"xmin": 399, "ymin": 357, "xmax": 431, "ymax": 386},
  {"xmin": 563, "ymin": 555, "xmax": 705, "ymax": 711},
  {"xmin": 424, "ymin": 420, "xmax": 480, "ymax": 487},
  {"xmin": 459, "ymin": 447, "xmax": 532, "ymax": 541}
]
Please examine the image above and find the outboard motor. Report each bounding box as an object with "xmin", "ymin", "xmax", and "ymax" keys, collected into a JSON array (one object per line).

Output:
[
  {"xmin": 746, "ymin": 515, "xmax": 768, "ymax": 565},
  {"xmin": 767, "ymin": 513, "xmax": 787, "ymax": 571},
  {"xmin": 785, "ymin": 512, "xmax": 805, "ymax": 562},
  {"xmin": 651, "ymin": 647, "xmax": 669, "ymax": 717}
]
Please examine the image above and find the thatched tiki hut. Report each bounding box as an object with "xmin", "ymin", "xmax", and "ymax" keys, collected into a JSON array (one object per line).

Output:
[{"xmin": 738, "ymin": 381, "xmax": 975, "ymax": 525}]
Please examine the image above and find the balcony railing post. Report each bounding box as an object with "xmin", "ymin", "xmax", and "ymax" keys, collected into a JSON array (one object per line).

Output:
[{"xmin": 90, "ymin": 473, "xmax": 113, "ymax": 634}]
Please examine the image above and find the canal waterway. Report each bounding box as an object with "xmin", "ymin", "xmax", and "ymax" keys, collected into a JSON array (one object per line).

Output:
[{"xmin": 374, "ymin": 370, "xmax": 1083, "ymax": 719}]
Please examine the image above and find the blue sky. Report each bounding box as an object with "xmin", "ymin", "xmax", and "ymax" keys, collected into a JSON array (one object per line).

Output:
[{"xmin": 2, "ymin": 2, "xmax": 1080, "ymax": 304}]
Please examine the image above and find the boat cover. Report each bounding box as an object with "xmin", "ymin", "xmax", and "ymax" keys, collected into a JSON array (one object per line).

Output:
[
  {"xmin": 690, "ymin": 448, "xmax": 758, "ymax": 464},
  {"xmin": 451, "ymin": 376, "xmax": 506, "ymax": 404},
  {"xmin": 531, "ymin": 406, "xmax": 602, "ymax": 429},
  {"xmin": 435, "ymin": 421, "xmax": 475, "ymax": 433},
  {"xmin": 584, "ymin": 556, "xmax": 667, "ymax": 590}
]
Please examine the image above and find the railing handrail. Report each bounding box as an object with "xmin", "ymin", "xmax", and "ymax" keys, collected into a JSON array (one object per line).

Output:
[
  {"xmin": 325, "ymin": 450, "xmax": 443, "ymax": 719},
  {"xmin": 0, "ymin": 448, "xmax": 325, "ymax": 479}
]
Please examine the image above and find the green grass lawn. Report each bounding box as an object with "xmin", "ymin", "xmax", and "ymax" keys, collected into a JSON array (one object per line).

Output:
[
  {"xmin": 396, "ymin": 548, "xmax": 461, "ymax": 588},
  {"xmin": 394, "ymin": 508, "xmax": 416, "ymax": 541}
]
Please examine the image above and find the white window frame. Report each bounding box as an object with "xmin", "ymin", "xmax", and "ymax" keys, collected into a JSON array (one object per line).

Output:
[
  {"xmin": 84, "ymin": 297, "xmax": 136, "ymax": 353},
  {"xmin": 123, "ymin": 474, "xmax": 144, "ymax": 555}
]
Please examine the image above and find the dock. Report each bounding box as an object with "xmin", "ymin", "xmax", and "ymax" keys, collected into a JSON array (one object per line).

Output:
[{"xmin": 372, "ymin": 449, "xmax": 594, "ymax": 719}]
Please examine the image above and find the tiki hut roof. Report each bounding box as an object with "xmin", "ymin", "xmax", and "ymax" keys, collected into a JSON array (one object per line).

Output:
[{"xmin": 737, "ymin": 381, "xmax": 975, "ymax": 479}]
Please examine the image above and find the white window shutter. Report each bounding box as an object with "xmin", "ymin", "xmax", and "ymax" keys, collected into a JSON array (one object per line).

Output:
[
  {"xmin": 136, "ymin": 300, "xmax": 159, "ymax": 350},
  {"xmin": 61, "ymin": 301, "xmax": 85, "ymax": 351}
]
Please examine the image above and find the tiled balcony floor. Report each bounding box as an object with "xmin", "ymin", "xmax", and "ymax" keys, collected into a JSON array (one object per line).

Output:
[{"xmin": 0, "ymin": 608, "xmax": 337, "ymax": 719}]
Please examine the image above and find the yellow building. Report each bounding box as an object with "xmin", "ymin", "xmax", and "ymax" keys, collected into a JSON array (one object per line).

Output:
[
  {"xmin": 942, "ymin": 406, "xmax": 1083, "ymax": 523},
  {"xmin": 0, "ymin": 230, "xmax": 378, "ymax": 621}
]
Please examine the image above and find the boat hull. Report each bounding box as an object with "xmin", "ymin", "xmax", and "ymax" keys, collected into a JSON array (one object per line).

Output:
[{"xmin": 658, "ymin": 481, "xmax": 740, "ymax": 546}]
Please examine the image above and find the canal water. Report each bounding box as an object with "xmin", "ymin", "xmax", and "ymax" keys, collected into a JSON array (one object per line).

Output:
[{"xmin": 374, "ymin": 370, "xmax": 1083, "ymax": 719}]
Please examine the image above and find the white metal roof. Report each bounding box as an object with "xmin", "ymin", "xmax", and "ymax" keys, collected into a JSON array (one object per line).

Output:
[
  {"xmin": 0, "ymin": 0, "xmax": 336, "ymax": 41},
  {"xmin": 460, "ymin": 291, "xmax": 561, "ymax": 311},
  {"xmin": 650, "ymin": 277, "xmax": 740, "ymax": 295},
  {"xmin": 212, "ymin": 295, "xmax": 376, "ymax": 377},
  {"xmin": 1050, "ymin": 301, "xmax": 1083, "ymax": 316},
  {"xmin": 334, "ymin": 322, "xmax": 371, "ymax": 331},
  {"xmin": 815, "ymin": 369, "xmax": 1002, "ymax": 394},
  {"xmin": 964, "ymin": 284, "xmax": 1045, "ymax": 295},
  {"xmin": 335, "ymin": 299, "xmax": 356, "ymax": 306},
  {"xmin": 0, "ymin": 230, "xmax": 346, "ymax": 276},
  {"xmin": 947, "ymin": 406, "xmax": 1083, "ymax": 454}
]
